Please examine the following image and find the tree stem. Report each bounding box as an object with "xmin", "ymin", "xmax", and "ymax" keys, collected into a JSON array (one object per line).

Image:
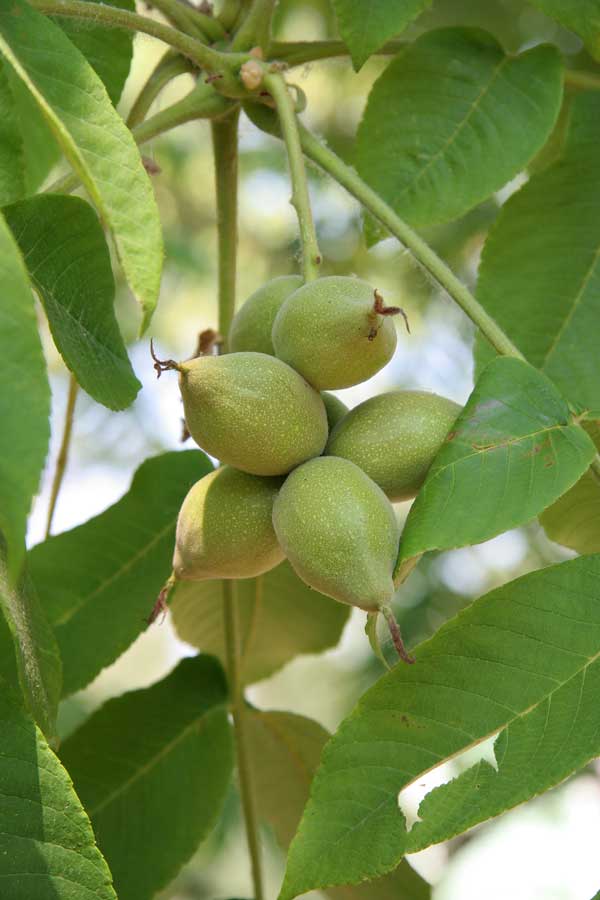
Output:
[
  {"xmin": 45, "ymin": 373, "xmax": 78, "ymax": 538},
  {"xmin": 213, "ymin": 115, "xmax": 265, "ymax": 900},
  {"xmin": 270, "ymin": 38, "xmax": 406, "ymax": 67},
  {"xmin": 148, "ymin": 0, "xmax": 224, "ymax": 41},
  {"xmin": 126, "ymin": 51, "xmax": 193, "ymax": 130},
  {"xmin": 263, "ymin": 73, "xmax": 321, "ymax": 282},
  {"xmin": 30, "ymin": 0, "xmax": 243, "ymax": 91},
  {"xmin": 295, "ymin": 121, "xmax": 523, "ymax": 356},
  {"xmin": 223, "ymin": 583, "xmax": 265, "ymax": 900},
  {"xmin": 231, "ymin": 0, "xmax": 276, "ymax": 51}
]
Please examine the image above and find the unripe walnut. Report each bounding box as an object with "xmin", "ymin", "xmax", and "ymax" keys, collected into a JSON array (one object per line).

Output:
[
  {"xmin": 326, "ymin": 390, "xmax": 461, "ymax": 501},
  {"xmin": 272, "ymin": 275, "xmax": 399, "ymax": 390},
  {"xmin": 174, "ymin": 466, "xmax": 284, "ymax": 581},
  {"xmin": 229, "ymin": 275, "xmax": 302, "ymax": 355}
]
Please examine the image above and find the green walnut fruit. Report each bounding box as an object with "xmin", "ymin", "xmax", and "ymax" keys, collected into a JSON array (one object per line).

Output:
[
  {"xmin": 229, "ymin": 275, "xmax": 303, "ymax": 355},
  {"xmin": 272, "ymin": 456, "xmax": 400, "ymax": 613},
  {"xmin": 321, "ymin": 392, "xmax": 348, "ymax": 430},
  {"xmin": 326, "ymin": 390, "xmax": 461, "ymax": 501},
  {"xmin": 272, "ymin": 275, "xmax": 399, "ymax": 390},
  {"xmin": 177, "ymin": 352, "xmax": 328, "ymax": 476},
  {"xmin": 173, "ymin": 466, "xmax": 284, "ymax": 581}
]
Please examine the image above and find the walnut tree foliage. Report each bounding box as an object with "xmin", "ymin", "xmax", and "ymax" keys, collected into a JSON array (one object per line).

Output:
[{"xmin": 2, "ymin": 0, "xmax": 600, "ymax": 898}]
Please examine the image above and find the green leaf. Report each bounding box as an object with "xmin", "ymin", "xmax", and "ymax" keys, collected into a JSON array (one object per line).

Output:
[
  {"xmin": 541, "ymin": 422, "xmax": 600, "ymax": 554},
  {"xmin": 0, "ymin": 0, "xmax": 164, "ymax": 331},
  {"xmin": 171, "ymin": 561, "xmax": 350, "ymax": 685},
  {"xmin": 475, "ymin": 93, "xmax": 600, "ymax": 413},
  {"xmin": 246, "ymin": 709, "xmax": 430, "ymax": 900},
  {"xmin": 332, "ymin": 0, "xmax": 430, "ymax": 70},
  {"xmin": 0, "ymin": 63, "xmax": 24, "ymax": 204},
  {"xmin": 530, "ymin": 0, "xmax": 600, "ymax": 61},
  {"xmin": 56, "ymin": 0, "xmax": 135, "ymax": 106},
  {"xmin": 280, "ymin": 553, "xmax": 600, "ymax": 898},
  {"xmin": 60, "ymin": 655, "xmax": 233, "ymax": 900},
  {"xmin": 28, "ymin": 451, "xmax": 213, "ymax": 697},
  {"xmin": 4, "ymin": 62, "xmax": 61, "ymax": 193},
  {"xmin": 396, "ymin": 357, "xmax": 595, "ymax": 573},
  {"xmin": 0, "ymin": 683, "xmax": 116, "ymax": 899},
  {"xmin": 0, "ymin": 540, "xmax": 61, "ymax": 742},
  {"xmin": 4, "ymin": 194, "xmax": 141, "ymax": 410},
  {"xmin": 0, "ymin": 210, "xmax": 50, "ymax": 581},
  {"xmin": 356, "ymin": 28, "xmax": 563, "ymax": 231}
]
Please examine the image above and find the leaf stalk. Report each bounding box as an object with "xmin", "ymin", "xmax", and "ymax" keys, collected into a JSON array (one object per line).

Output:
[{"xmin": 263, "ymin": 72, "xmax": 321, "ymax": 282}]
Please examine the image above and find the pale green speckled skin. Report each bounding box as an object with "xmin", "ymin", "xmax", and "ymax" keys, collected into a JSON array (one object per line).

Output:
[
  {"xmin": 273, "ymin": 456, "xmax": 400, "ymax": 612},
  {"xmin": 229, "ymin": 274, "xmax": 303, "ymax": 355},
  {"xmin": 326, "ymin": 390, "xmax": 461, "ymax": 502},
  {"xmin": 174, "ymin": 466, "xmax": 284, "ymax": 580},
  {"xmin": 272, "ymin": 275, "xmax": 397, "ymax": 390},
  {"xmin": 179, "ymin": 352, "xmax": 328, "ymax": 476},
  {"xmin": 321, "ymin": 392, "xmax": 348, "ymax": 431}
]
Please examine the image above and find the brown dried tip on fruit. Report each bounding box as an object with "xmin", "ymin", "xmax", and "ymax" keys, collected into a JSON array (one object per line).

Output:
[
  {"xmin": 147, "ymin": 573, "xmax": 177, "ymax": 626},
  {"xmin": 249, "ymin": 46, "xmax": 264, "ymax": 59},
  {"xmin": 368, "ymin": 289, "xmax": 410, "ymax": 340},
  {"xmin": 150, "ymin": 339, "xmax": 181, "ymax": 379},
  {"xmin": 142, "ymin": 156, "xmax": 161, "ymax": 176}
]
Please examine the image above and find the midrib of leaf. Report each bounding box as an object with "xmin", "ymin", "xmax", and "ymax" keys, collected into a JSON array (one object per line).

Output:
[
  {"xmin": 54, "ymin": 518, "xmax": 175, "ymax": 627},
  {"xmin": 392, "ymin": 54, "xmax": 508, "ymax": 202},
  {"xmin": 543, "ymin": 241, "xmax": 600, "ymax": 368},
  {"xmin": 89, "ymin": 712, "xmax": 213, "ymax": 817},
  {"xmin": 429, "ymin": 419, "xmax": 574, "ymax": 481}
]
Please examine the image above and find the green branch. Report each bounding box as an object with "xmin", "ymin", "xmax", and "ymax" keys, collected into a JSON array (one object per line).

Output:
[
  {"xmin": 149, "ymin": 0, "xmax": 225, "ymax": 41},
  {"xmin": 127, "ymin": 51, "xmax": 193, "ymax": 129},
  {"xmin": 214, "ymin": 113, "xmax": 265, "ymax": 900},
  {"xmin": 263, "ymin": 73, "xmax": 321, "ymax": 282},
  {"xmin": 270, "ymin": 38, "xmax": 405, "ymax": 67},
  {"xmin": 231, "ymin": 0, "xmax": 276, "ymax": 51},
  {"xmin": 30, "ymin": 0, "xmax": 244, "ymax": 93},
  {"xmin": 213, "ymin": 109, "xmax": 240, "ymax": 344}
]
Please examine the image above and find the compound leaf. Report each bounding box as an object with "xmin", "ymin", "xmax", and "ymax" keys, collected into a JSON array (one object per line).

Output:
[
  {"xmin": 60, "ymin": 655, "xmax": 232, "ymax": 900},
  {"xmin": 28, "ymin": 451, "xmax": 212, "ymax": 697},
  {"xmin": 0, "ymin": 63, "xmax": 24, "ymax": 204},
  {"xmin": 0, "ymin": 0, "xmax": 163, "ymax": 331},
  {"xmin": 280, "ymin": 554, "xmax": 600, "ymax": 898},
  {"xmin": 247, "ymin": 709, "xmax": 430, "ymax": 900},
  {"xmin": 396, "ymin": 357, "xmax": 595, "ymax": 573},
  {"xmin": 541, "ymin": 421, "xmax": 600, "ymax": 554},
  {"xmin": 4, "ymin": 194, "xmax": 141, "ymax": 411},
  {"xmin": 0, "ymin": 210, "xmax": 49, "ymax": 582},
  {"xmin": 475, "ymin": 93, "xmax": 600, "ymax": 413},
  {"xmin": 331, "ymin": 0, "xmax": 431, "ymax": 70},
  {"xmin": 0, "ymin": 540, "xmax": 61, "ymax": 742},
  {"xmin": 356, "ymin": 28, "xmax": 563, "ymax": 230},
  {"xmin": 171, "ymin": 561, "xmax": 350, "ymax": 686},
  {"xmin": 57, "ymin": 0, "xmax": 135, "ymax": 106},
  {"xmin": 0, "ymin": 683, "xmax": 116, "ymax": 899}
]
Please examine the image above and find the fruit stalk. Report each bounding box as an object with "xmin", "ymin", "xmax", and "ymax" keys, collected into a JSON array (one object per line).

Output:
[
  {"xmin": 263, "ymin": 72, "xmax": 321, "ymax": 282},
  {"xmin": 212, "ymin": 110, "xmax": 266, "ymax": 900}
]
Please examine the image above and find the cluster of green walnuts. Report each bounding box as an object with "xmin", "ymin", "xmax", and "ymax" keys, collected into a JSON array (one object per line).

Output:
[{"xmin": 156, "ymin": 275, "xmax": 460, "ymax": 659}]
